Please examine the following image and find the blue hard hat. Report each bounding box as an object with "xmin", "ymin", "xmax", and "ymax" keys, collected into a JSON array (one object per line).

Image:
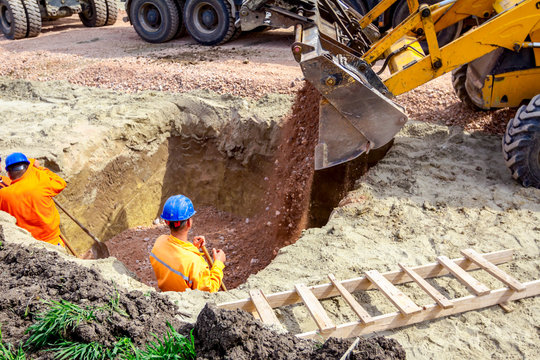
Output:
[
  {"xmin": 160, "ymin": 195, "xmax": 196, "ymax": 221},
  {"xmin": 5, "ymin": 152, "xmax": 29, "ymax": 171}
]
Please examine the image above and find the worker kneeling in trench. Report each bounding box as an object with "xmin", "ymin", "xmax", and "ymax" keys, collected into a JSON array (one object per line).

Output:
[
  {"xmin": 150, "ymin": 195, "xmax": 227, "ymax": 293},
  {"xmin": 0, "ymin": 152, "xmax": 66, "ymax": 248}
]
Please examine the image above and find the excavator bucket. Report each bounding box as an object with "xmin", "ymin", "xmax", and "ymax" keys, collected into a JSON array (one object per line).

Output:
[{"xmin": 291, "ymin": 1, "xmax": 408, "ymax": 170}]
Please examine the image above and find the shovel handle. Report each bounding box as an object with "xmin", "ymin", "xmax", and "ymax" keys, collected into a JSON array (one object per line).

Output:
[
  {"xmin": 201, "ymin": 245, "xmax": 227, "ymax": 292},
  {"xmin": 59, "ymin": 233, "xmax": 80, "ymax": 258},
  {"xmin": 54, "ymin": 199, "xmax": 103, "ymax": 245}
]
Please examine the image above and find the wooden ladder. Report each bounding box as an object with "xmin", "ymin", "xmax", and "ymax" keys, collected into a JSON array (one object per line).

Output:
[{"xmin": 218, "ymin": 249, "xmax": 540, "ymax": 339}]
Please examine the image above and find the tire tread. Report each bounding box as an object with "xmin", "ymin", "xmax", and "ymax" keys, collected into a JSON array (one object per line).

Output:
[
  {"xmin": 1, "ymin": 0, "xmax": 27, "ymax": 39},
  {"xmin": 502, "ymin": 95, "xmax": 540, "ymax": 188},
  {"xmin": 21, "ymin": 0, "xmax": 41, "ymax": 37},
  {"xmin": 451, "ymin": 65, "xmax": 483, "ymax": 111},
  {"xmin": 105, "ymin": 0, "xmax": 118, "ymax": 26}
]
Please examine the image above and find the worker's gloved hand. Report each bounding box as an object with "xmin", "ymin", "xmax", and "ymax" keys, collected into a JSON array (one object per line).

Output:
[
  {"xmin": 213, "ymin": 248, "xmax": 226, "ymax": 264},
  {"xmin": 193, "ymin": 236, "xmax": 205, "ymax": 249}
]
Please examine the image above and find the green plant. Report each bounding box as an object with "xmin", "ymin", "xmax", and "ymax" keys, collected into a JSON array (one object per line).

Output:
[
  {"xmin": 0, "ymin": 327, "xmax": 26, "ymax": 360},
  {"xmin": 25, "ymin": 300, "xmax": 97, "ymax": 348},
  {"xmin": 48, "ymin": 340, "xmax": 107, "ymax": 360},
  {"xmin": 104, "ymin": 290, "xmax": 129, "ymax": 318},
  {"xmin": 108, "ymin": 337, "xmax": 138, "ymax": 359},
  {"xmin": 138, "ymin": 324, "xmax": 196, "ymax": 360}
]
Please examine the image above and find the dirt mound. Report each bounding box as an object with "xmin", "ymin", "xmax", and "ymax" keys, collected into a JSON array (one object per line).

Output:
[
  {"xmin": 194, "ymin": 304, "xmax": 405, "ymax": 360},
  {"xmin": 0, "ymin": 228, "xmax": 183, "ymax": 348}
]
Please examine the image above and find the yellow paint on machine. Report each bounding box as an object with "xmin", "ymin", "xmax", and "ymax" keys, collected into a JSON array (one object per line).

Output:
[
  {"xmin": 384, "ymin": 36, "xmax": 425, "ymax": 73},
  {"xmin": 483, "ymin": 68, "xmax": 540, "ymax": 108},
  {"xmin": 493, "ymin": 0, "xmax": 523, "ymax": 14}
]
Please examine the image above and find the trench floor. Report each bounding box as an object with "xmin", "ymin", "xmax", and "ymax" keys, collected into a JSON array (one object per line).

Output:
[{"xmin": 108, "ymin": 206, "xmax": 288, "ymax": 289}]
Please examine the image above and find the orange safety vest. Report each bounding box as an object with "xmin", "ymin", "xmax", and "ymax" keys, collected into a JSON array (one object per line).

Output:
[
  {"xmin": 0, "ymin": 176, "xmax": 10, "ymax": 189},
  {"xmin": 150, "ymin": 234, "xmax": 225, "ymax": 293},
  {"xmin": 0, "ymin": 159, "xmax": 66, "ymax": 247}
]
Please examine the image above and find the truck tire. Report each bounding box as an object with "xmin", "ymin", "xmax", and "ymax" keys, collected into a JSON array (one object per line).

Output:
[
  {"xmin": 22, "ymin": 0, "xmax": 41, "ymax": 37},
  {"xmin": 104, "ymin": 0, "xmax": 118, "ymax": 26},
  {"xmin": 173, "ymin": 0, "xmax": 186, "ymax": 38},
  {"xmin": 80, "ymin": 0, "xmax": 108, "ymax": 27},
  {"xmin": 451, "ymin": 65, "xmax": 483, "ymax": 110},
  {"xmin": 130, "ymin": 0, "xmax": 180, "ymax": 43},
  {"xmin": 184, "ymin": 0, "xmax": 235, "ymax": 46},
  {"xmin": 342, "ymin": 0, "xmax": 367, "ymax": 15},
  {"xmin": 0, "ymin": 0, "xmax": 27, "ymax": 39},
  {"xmin": 502, "ymin": 95, "xmax": 540, "ymax": 188}
]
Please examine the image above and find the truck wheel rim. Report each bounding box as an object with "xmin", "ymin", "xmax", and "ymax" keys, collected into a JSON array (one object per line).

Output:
[
  {"xmin": 138, "ymin": 2, "xmax": 162, "ymax": 32},
  {"xmin": 193, "ymin": 3, "xmax": 218, "ymax": 34},
  {"xmin": 0, "ymin": 3, "xmax": 12, "ymax": 34}
]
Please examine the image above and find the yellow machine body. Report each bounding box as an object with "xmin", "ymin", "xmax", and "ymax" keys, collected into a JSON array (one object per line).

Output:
[{"xmin": 384, "ymin": 36, "xmax": 425, "ymax": 74}]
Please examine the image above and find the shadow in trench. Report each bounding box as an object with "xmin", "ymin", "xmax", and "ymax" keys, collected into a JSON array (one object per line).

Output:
[{"xmin": 308, "ymin": 140, "xmax": 395, "ymax": 228}]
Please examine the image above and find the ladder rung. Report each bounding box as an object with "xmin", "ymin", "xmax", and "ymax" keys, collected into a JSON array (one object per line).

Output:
[
  {"xmin": 437, "ymin": 256, "xmax": 490, "ymax": 296},
  {"xmin": 249, "ymin": 289, "xmax": 281, "ymax": 327},
  {"xmin": 295, "ymin": 284, "xmax": 336, "ymax": 333},
  {"xmin": 398, "ymin": 263, "xmax": 454, "ymax": 309},
  {"xmin": 365, "ymin": 270, "xmax": 422, "ymax": 315},
  {"xmin": 328, "ymin": 274, "xmax": 373, "ymax": 324},
  {"xmin": 461, "ymin": 249, "xmax": 526, "ymax": 292}
]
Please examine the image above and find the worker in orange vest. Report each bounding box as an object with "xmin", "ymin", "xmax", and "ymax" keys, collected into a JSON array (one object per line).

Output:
[
  {"xmin": 0, "ymin": 157, "xmax": 10, "ymax": 189},
  {"xmin": 150, "ymin": 195, "xmax": 226, "ymax": 292},
  {"xmin": 0, "ymin": 153, "xmax": 66, "ymax": 247}
]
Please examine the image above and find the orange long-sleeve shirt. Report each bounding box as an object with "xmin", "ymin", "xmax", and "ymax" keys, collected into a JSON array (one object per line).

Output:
[
  {"xmin": 150, "ymin": 234, "xmax": 225, "ymax": 293},
  {"xmin": 0, "ymin": 176, "xmax": 10, "ymax": 189},
  {"xmin": 0, "ymin": 160, "xmax": 66, "ymax": 246}
]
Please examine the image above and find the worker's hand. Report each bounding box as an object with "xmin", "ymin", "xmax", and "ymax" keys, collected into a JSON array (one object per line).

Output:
[
  {"xmin": 33, "ymin": 159, "xmax": 40, "ymax": 167},
  {"xmin": 213, "ymin": 248, "xmax": 226, "ymax": 264},
  {"xmin": 192, "ymin": 236, "xmax": 205, "ymax": 249}
]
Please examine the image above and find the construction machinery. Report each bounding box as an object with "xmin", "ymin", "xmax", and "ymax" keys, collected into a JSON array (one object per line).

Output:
[
  {"xmin": 238, "ymin": 0, "xmax": 540, "ymax": 188},
  {"xmin": 0, "ymin": 0, "xmax": 117, "ymax": 40}
]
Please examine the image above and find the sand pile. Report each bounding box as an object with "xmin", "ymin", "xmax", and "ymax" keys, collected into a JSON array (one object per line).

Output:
[{"xmin": 238, "ymin": 121, "xmax": 540, "ymax": 358}]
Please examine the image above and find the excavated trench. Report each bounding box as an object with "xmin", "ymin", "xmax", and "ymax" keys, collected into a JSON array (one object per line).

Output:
[{"xmin": 57, "ymin": 84, "xmax": 391, "ymax": 289}]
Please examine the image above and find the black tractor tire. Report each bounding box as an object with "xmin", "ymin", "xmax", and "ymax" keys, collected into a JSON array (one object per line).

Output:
[
  {"xmin": 342, "ymin": 0, "xmax": 367, "ymax": 15},
  {"xmin": 104, "ymin": 0, "xmax": 118, "ymax": 26},
  {"xmin": 502, "ymin": 95, "xmax": 540, "ymax": 188},
  {"xmin": 130, "ymin": 0, "xmax": 180, "ymax": 43},
  {"xmin": 22, "ymin": 0, "xmax": 41, "ymax": 37},
  {"xmin": 230, "ymin": 24, "xmax": 241, "ymax": 40},
  {"xmin": 0, "ymin": 0, "xmax": 27, "ymax": 39},
  {"xmin": 173, "ymin": 0, "xmax": 186, "ymax": 38},
  {"xmin": 80, "ymin": 0, "xmax": 108, "ymax": 27},
  {"xmin": 451, "ymin": 64, "xmax": 484, "ymax": 111},
  {"xmin": 183, "ymin": 0, "xmax": 235, "ymax": 46}
]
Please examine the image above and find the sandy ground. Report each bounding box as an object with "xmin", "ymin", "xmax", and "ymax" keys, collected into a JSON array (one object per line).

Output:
[
  {"xmin": 1, "ymin": 13, "xmax": 539, "ymax": 360},
  {"xmin": 0, "ymin": 14, "xmax": 303, "ymax": 97}
]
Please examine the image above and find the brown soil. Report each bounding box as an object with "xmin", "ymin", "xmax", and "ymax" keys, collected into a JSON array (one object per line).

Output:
[
  {"xmin": 194, "ymin": 304, "xmax": 405, "ymax": 360},
  {"xmin": 0, "ymin": 233, "xmax": 184, "ymax": 349},
  {"xmin": 107, "ymin": 83, "xmax": 320, "ymax": 289}
]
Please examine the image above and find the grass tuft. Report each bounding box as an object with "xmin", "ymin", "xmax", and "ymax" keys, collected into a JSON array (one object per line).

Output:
[
  {"xmin": 20, "ymin": 298, "xmax": 195, "ymax": 359},
  {"xmin": 138, "ymin": 323, "xmax": 196, "ymax": 360},
  {"xmin": 48, "ymin": 340, "xmax": 107, "ymax": 360},
  {"xmin": 25, "ymin": 299, "xmax": 96, "ymax": 348},
  {"xmin": 0, "ymin": 327, "xmax": 26, "ymax": 360}
]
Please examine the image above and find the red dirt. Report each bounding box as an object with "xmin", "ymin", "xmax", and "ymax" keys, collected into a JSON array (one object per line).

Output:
[{"xmin": 108, "ymin": 83, "xmax": 320, "ymax": 289}]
